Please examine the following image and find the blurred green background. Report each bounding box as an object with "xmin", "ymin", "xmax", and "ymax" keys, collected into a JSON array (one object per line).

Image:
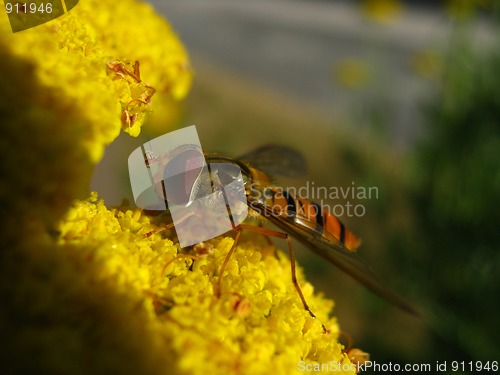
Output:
[{"xmin": 91, "ymin": 1, "xmax": 500, "ymax": 372}]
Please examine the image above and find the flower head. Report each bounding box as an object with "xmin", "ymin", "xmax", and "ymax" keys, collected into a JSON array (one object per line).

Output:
[{"xmin": 50, "ymin": 195, "xmax": 355, "ymax": 374}]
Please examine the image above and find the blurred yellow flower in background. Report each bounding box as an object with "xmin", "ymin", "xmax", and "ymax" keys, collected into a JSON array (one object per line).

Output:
[
  {"xmin": 361, "ymin": 0, "xmax": 403, "ymax": 24},
  {"xmin": 0, "ymin": 1, "xmax": 357, "ymax": 374}
]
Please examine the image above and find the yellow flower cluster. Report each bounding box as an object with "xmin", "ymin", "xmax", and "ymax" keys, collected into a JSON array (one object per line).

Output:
[
  {"xmin": 0, "ymin": 193, "xmax": 356, "ymax": 374},
  {"xmin": 54, "ymin": 194, "xmax": 353, "ymax": 374},
  {"xmin": 0, "ymin": 0, "xmax": 191, "ymax": 228}
]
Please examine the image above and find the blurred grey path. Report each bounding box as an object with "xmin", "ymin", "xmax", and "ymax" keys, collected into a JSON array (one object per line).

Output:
[{"xmin": 149, "ymin": 0, "xmax": 494, "ymax": 149}]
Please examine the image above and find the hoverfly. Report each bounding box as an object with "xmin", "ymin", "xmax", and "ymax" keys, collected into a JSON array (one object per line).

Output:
[{"xmin": 141, "ymin": 144, "xmax": 417, "ymax": 330}]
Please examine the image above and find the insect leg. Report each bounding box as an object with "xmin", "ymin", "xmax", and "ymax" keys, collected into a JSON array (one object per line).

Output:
[
  {"xmin": 144, "ymin": 221, "xmax": 176, "ymax": 238},
  {"xmin": 237, "ymin": 224, "xmax": 328, "ymax": 333},
  {"xmin": 216, "ymin": 227, "xmax": 242, "ymax": 298},
  {"xmin": 143, "ymin": 210, "xmax": 196, "ymax": 238}
]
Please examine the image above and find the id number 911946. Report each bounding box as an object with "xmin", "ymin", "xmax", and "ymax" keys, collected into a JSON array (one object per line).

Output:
[
  {"xmin": 451, "ymin": 361, "xmax": 498, "ymax": 372},
  {"xmin": 5, "ymin": 2, "xmax": 53, "ymax": 14}
]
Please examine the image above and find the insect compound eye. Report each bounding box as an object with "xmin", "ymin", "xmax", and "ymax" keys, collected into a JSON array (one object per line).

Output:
[{"xmin": 163, "ymin": 147, "xmax": 206, "ymax": 206}]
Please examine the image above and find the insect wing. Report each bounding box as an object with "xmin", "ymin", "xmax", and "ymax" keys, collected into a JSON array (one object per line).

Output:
[
  {"xmin": 238, "ymin": 144, "xmax": 307, "ymax": 178},
  {"xmin": 251, "ymin": 202, "xmax": 418, "ymax": 315}
]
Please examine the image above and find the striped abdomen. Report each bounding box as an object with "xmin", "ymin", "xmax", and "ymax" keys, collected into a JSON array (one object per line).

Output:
[{"xmin": 261, "ymin": 187, "xmax": 361, "ymax": 251}]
